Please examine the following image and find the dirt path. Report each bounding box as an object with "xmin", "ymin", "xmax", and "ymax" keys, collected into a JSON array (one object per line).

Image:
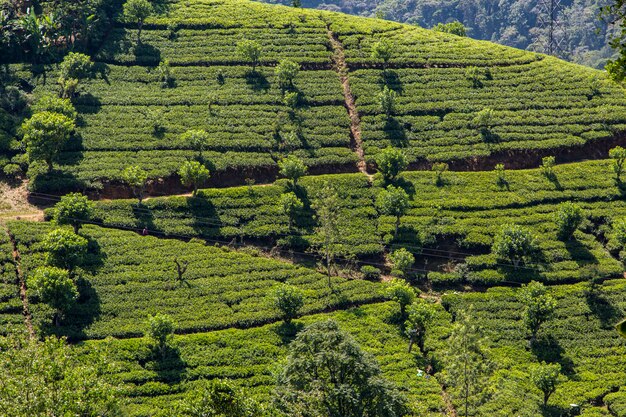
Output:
[
  {"xmin": 326, "ymin": 27, "xmax": 372, "ymax": 180},
  {"xmin": 4, "ymin": 225, "xmax": 35, "ymax": 338}
]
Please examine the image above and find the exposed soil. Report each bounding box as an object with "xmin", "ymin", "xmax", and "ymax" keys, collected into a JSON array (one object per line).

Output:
[
  {"xmin": 4, "ymin": 225, "xmax": 35, "ymax": 338},
  {"xmin": 327, "ymin": 27, "xmax": 370, "ymax": 178},
  {"xmin": 0, "ymin": 180, "xmax": 44, "ymax": 222}
]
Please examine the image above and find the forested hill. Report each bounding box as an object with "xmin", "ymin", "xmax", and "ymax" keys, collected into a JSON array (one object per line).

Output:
[{"xmin": 259, "ymin": 0, "xmax": 616, "ymax": 68}]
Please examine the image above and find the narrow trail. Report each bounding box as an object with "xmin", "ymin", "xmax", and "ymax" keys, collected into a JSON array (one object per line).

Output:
[
  {"xmin": 441, "ymin": 388, "xmax": 458, "ymax": 417},
  {"xmin": 4, "ymin": 226, "xmax": 34, "ymax": 338},
  {"xmin": 326, "ymin": 27, "xmax": 372, "ymax": 180}
]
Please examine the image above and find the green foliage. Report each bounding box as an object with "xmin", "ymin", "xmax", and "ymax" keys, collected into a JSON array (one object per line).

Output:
[
  {"xmin": 269, "ymin": 283, "xmax": 304, "ymax": 324},
  {"xmin": 361, "ymin": 265, "xmax": 381, "ymax": 280},
  {"xmin": 371, "ymin": 39, "xmax": 393, "ymax": 66},
  {"xmin": 376, "ymin": 185, "xmax": 409, "ymax": 237},
  {"xmin": 405, "ymin": 301, "xmax": 436, "ymax": 353},
  {"xmin": 530, "ymin": 362, "xmax": 562, "ymax": 406},
  {"xmin": 42, "ymin": 228, "xmax": 88, "ymax": 271},
  {"xmin": 384, "ymin": 277, "xmax": 415, "ymax": 317},
  {"xmin": 444, "ymin": 308, "xmax": 491, "ymax": 417},
  {"xmin": 236, "ymin": 40, "xmax": 262, "ymax": 70},
  {"xmin": 146, "ymin": 313, "xmax": 175, "ymax": 355},
  {"xmin": 180, "ymin": 129, "xmax": 211, "ymax": 159},
  {"xmin": 389, "ymin": 248, "xmax": 414, "ymax": 277},
  {"xmin": 431, "ymin": 162, "xmax": 448, "ymax": 185},
  {"xmin": 179, "ymin": 160, "xmax": 210, "ymax": 196},
  {"xmin": 465, "ymin": 66, "xmax": 485, "ymax": 88},
  {"xmin": 53, "ymin": 192, "xmax": 94, "ymax": 233},
  {"xmin": 491, "ymin": 223, "xmax": 539, "ymax": 268},
  {"xmin": 379, "ymin": 85, "xmax": 396, "ymax": 117},
  {"xmin": 312, "ymin": 183, "xmax": 341, "ymax": 281},
  {"xmin": 274, "ymin": 320, "xmax": 408, "ymax": 417},
  {"xmin": 29, "ymin": 266, "xmax": 78, "ymax": 324},
  {"xmin": 21, "ymin": 111, "xmax": 75, "ymax": 172},
  {"xmin": 59, "ymin": 52, "xmax": 92, "ymax": 81},
  {"xmin": 122, "ymin": 165, "xmax": 148, "ymax": 203},
  {"xmin": 32, "ymin": 94, "xmax": 77, "ymax": 120},
  {"xmin": 609, "ymin": 146, "xmax": 626, "ymax": 179},
  {"xmin": 0, "ymin": 333, "xmax": 122, "ymax": 417},
  {"xmin": 157, "ymin": 59, "xmax": 174, "ymax": 88},
  {"xmin": 540, "ymin": 156, "xmax": 556, "ymax": 178},
  {"xmin": 177, "ymin": 379, "xmax": 259, "ymax": 417},
  {"xmin": 124, "ymin": 0, "xmax": 153, "ymax": 43},
  {"xmin": 613, "ymin": 217, "xmax": 626, "ymax": 248},
  {"xmin": 554, "ymin": 202, "xmax": 584, "ymax": 241},
  {"xmin": 494, "ymin": 163, "xmax": 506, "ymax": 187},
  {"xmin": 375, "ymin": 147, "xmax": 407, "ymax": 182},
  {"xmin": 279, "ymin": 191, "xmax": 303, "ymax": 230},
  {"xmin": 432, "ymin": 21, "xmax": 467, "ymax": 36},
  {"xmin": 518, "ymin": 281, "xmax": 556, "ymax": 341},
  {"xmin": 275, "ymin": 59, "xmax": 300, "ymax": 88},
  {"xmin": 278, "ymin": 155, "xmax": 307, "ymax": 187},
  {"xmin": 473, "ymin": 107, "xmax": 494, "ymax": 132}
]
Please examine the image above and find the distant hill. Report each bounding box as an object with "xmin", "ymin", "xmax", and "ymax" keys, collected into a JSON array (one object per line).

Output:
[{"xmin": 259, "ymin": 0, "xmax": 617, "ymax": 68}]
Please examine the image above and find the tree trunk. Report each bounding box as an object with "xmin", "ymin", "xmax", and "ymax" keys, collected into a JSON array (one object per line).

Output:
[
  {"xmin": 395, "ymin": 216, "xmax": 400, "ymax": 238},
  {"xmin": 73, "ymin": 223, "xmax": 79, "ymax": 234},
  {"xmin": 543, "ymin": 391, "xmax": 549, "ymax": 406},
  {"xmin": 46, "ymin": 159, "xmax": 53, "ymax": 173},
  {"xmin": 138, "ymin": 22, "xmax": 143, "ymax": 44}
]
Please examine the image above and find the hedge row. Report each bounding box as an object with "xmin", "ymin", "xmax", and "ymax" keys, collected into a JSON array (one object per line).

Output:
[
  {"xmin": 441, "ymin": 280, "xmax": 626, "ymax": 416},
  {"xmin": 7, "ymin": 221, "xmax": 383, "ymax": 340},
  {"xmin": 77, "ymin": 302, "xmax": 447, "ymax": 417},
  {"xmin": 0, "ymin": 228, "xmax": 22, "ymax": 330}
]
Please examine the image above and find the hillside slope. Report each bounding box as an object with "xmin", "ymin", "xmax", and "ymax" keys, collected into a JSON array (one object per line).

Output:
[{"xmin": 11, "ymin": 0, "xmax": 626, "ymax": 193}]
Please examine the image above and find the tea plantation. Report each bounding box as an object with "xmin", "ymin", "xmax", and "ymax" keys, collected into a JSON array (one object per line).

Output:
[
  {"xmin": 6, "ymin": 0, "xmax": 626, "ymax": 191},
  {"xmin": 3, "ymin": 0, "xmax": 626, "ymax": 415}
]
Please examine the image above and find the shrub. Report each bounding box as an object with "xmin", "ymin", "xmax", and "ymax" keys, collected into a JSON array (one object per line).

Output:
[
  {"xmin": 371, "ymin": 39, "xmax": 393, "ymax": 68},
  {"xmin": 236, "ymin": 40, "xmax": 262, "ymax": 70},
  {"xmin": 494, "ymin": 163, "xmax": 506, "ymax": 187},
  {"xmin": 431, "ymin": 162, "xmax": 449, "ymax": 186},
  {"xmin": 389, "ymin": 248, "xmax": 415, "ymax": 277},
  {"xmin": 361, "ymin": 265, "xmax": 381, "ymax": 280},
  {"xmin": 518, "ymin": 281, "xmax": 556, "ymax": 342},
  {"xmin": 554, "ymin": 202, "xmax": 583, "ymax": 241},
  {"xmin": 491, "ymin": 224, "xmax": 539, "ymax": 268},
  {"xmin": 53, "ymin": 193, "xmax": 94, "ymax": 233},
  {"xmin": 379, "ymin": 86, "xmax": 396, "ymax": 117},
  {"xmin": 42, "ymin": 228, "xmax": 88, "ymax": 272},
  {"xmin": 432, "ymin": 21, "xmax": 467, "ymax": 36},
  {"xmin": 179, "ymin": 161, "xmax": 210, "ymax": 196},
  {"xmin": 29, "ymin": 266, "xmax": 77, "ymax": 326},
  {"xmin": 540, "ymin": 156, "xmax": 556, "ymax": 178},
  {"xmin": 269, "ymin": 283, "xmax": 304, "ymax": 325},
  {"xmin": 375, "ymin": 147, "xmax": 407, "ymax": 183}
]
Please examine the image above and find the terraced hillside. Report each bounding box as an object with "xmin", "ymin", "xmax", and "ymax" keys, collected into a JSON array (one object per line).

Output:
[
  {"xmin": 92, "ymin": 159, "xmax": 626, "ymax": 285},
  {"xmin": 11, "ymin": 0, "xmax": 626, "ymax": 193},
  {"xmin": 4, "ymin": 0, "xmax": 626, "ymax": 416}
]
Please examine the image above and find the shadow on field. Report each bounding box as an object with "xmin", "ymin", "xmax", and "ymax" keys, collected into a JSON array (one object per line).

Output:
[
  {"xmin": 379, "ymin": 70, "xmax": 403, "ymax": 94},
  {"xmin": 585, "ymin": 289, "xmax": 622, "ymax": 329},
  {"xmin": 245, "ymin": 70, "xmax": 270, "ymax": 92},
  {"xmin": 133, "ymin": 43, "xmax": 162, "ymax": 66},
  {"xmin": 531, "ymin": 335, "xmax": 575, "ymax": 376},
  {"xmin": 383, "ymin": 117, "xmax": 408, "ymax": 147},
  {"xmin": 132, "ymin": 203, "xmax": 156, "ymax": 231},
  {"xmin": 565, "ymin": 238, "xmax": 597, "ymax": 265},
  {"xmin": 540, "ymin": 404, "xmax": 570, "ymax": 417},
  {"xmin": 151, "ymin": 345, "xmax": 187, "ymax": 384},
  {"xmin": 274, "ymin": 321, "xmax": 305, "ymax": 344}
]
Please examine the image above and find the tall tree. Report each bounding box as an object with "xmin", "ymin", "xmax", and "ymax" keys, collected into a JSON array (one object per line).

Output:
[
  {"xmin": 236, "ymin": 40, "xmax": 262, "ymax": 71},
  {"xmin": 29, "ymin": 266, "xmax": 78, "ymax": 326},
  {"xmin": 491, "ymin": 223, "xmax": 540, "ymax": 268},
  {"xmin": 53, "ymin": 192, "xmax": 94, "ymax": 233},
  {"xmin": 278, "ymin": 155, "xmax": 307, "ymax": 188},
  {"xmin": 146, "ymin": 313, "xmax": 175, "ymax": 357},
  {"xmin": 269, "ymin": 283, "xmax": 304, "ymax": 325},
  {"xmin": 530, "ymin": 362, "xmax": 562, "ymax": 406},
  {"xmin": 518, "ymin": 281, "xmax": 557, "ymax": 344},
  {"xmin": 405, "ymin": 301, "xmax": 436, "ymax": 353},
  {"xmin": 22, "ymin": 111, "xmax": 75, "ymax": 172},
  {"xmin": 445, "ymin": 308, "xmax": 492, "ymax": 417},
  {"xmin": 376, "ymin": 185, "xmax": 409, "ymax": 238},
  {"xmin": 384, "ymin": 277, "xmax": 415, "ymax": 319},
  {"xmin": 42, "ymin": 228, "xmax": 88, "ymax": 273},
  {"xmin": 313, "ymin": 183, "xmax": 341, "ymax": 284},
  {"xmin": 375, "ymin": 147, "xmax": 407, "ymax": 183},
  {"xmin": 122, "ymin": 165, "xmax": 149, "ymax": 204},
  {"xmin": 180, "ymin": 129, "xmax": 211, "ymax": 160},
  {"xmin": 274, "ymin": 320, "xmax": 408, "ymax": 417},
  {"xmin": 0, "ymin": 333, "xmax": 122, "ymax": 416},
  {"xmin": 179, "ymin": 160, "xmax": 210, "ymax": 196},
  {"xmin": 123, "ymin": 0, "xmax": 153, "ymax": 44}
]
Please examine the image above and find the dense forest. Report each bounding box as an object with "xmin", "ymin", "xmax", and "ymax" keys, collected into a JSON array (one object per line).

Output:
[{"xmin": 260, "ymin": 0, "xmax": 618, "ymax": 68}]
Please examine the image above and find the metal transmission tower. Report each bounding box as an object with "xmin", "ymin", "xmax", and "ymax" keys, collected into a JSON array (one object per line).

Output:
[{"xmin": 535, "ymin": 0, "xmax": 566, "ymax": 56}]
